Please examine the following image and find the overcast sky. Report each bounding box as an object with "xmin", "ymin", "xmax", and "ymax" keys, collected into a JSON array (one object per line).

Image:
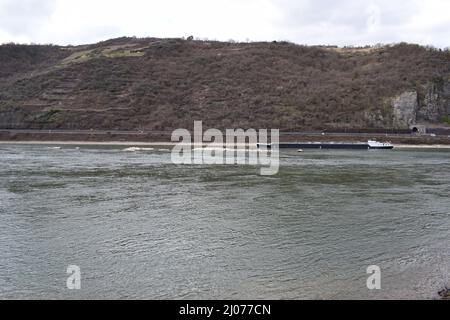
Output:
[{"xmin": 0, "ymin": 0, "xmax": 449, "ymax": 47}]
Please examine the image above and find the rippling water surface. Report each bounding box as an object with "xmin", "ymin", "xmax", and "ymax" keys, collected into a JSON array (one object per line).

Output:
[{"xmin": 0, "ymin": 144, "xmax": 449, "ymax": 299}]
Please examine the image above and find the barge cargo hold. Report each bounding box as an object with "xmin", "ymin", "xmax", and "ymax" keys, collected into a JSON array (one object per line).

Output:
[{"xmin": 258, "ymin": 140, "xmax": 394, "ymax": 150}]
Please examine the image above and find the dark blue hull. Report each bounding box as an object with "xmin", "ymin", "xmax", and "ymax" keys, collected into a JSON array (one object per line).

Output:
[{"xmin": 258, "ymin": 143, "xmax": 394, "ymax": 150}]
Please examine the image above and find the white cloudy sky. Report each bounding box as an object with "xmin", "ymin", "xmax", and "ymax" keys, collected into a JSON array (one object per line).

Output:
[{"xmin": 0, "ymin": 0, "xmax": 449, "ymax": 47}]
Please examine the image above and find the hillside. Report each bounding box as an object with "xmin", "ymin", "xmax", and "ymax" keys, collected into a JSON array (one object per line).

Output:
[{"xmin": 0, "ymin": 37, "xmax": 449, "ymax": 132}]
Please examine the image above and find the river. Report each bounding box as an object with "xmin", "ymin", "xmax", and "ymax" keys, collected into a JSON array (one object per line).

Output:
[{"xmin": 0, "ymin": 144, "xmax": 449, "ymax": 299}]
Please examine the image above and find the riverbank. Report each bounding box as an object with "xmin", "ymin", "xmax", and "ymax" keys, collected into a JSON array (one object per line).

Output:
[
  {"xmin": 0, "ymin": 140, "xmax": 176, "ymax": 146},
  {"xmin": 2, "ymin": 130, "xmax": 450, "ymax": 146},
  {"xmin": 2, "ymin": 140, "xmax": 450, "ymax": 149},
  {"xmin": 394, "ymin": 144, "xmax": 450, "ymax": 149}
]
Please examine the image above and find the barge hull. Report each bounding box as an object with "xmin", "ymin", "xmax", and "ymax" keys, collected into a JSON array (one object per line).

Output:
[{"xmin": 258, "ymin": 143, "xmax": 394, "ymax": 150}]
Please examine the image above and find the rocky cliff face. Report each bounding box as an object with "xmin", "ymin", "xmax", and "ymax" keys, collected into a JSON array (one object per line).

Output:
[
  {"xmin": 392, "ymin": 91, "xmax": 418, "ymax": 128},
  {"xmin": 393, "ymin": 79, "xmax": 450, "ymax": 128},
  {"xmin": 422, "ymin": 80, "xmax": 450, "ymax": 120}
]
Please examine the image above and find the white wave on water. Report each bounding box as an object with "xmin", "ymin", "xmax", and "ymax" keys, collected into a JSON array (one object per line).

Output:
[
  {"xmin": 123, "ymin": 147, "xmax": 155, "ymax": 152},
  {"xmin": 46, "ymin": 146, "xmax": 62, "ymax": 150}
]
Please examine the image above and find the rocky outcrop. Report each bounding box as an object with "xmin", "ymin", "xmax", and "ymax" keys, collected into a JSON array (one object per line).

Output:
[
  {"xmin": 392, "ymin": 91, "xmax": 418, "ymax": 128},
  {"xmin": 439, "ymin": 287, "xmax": 450, "ymax": 300},
  {"xmin": 417, "ymin": 80, "xmax": 450, "ymax": 122},
  {"xmin": 392, "ymin": 79, "xmax": 450, "ymax": 128},
  {"xmin": 418, "ymin": 84, "xmax": 441, "ymax": 121}
]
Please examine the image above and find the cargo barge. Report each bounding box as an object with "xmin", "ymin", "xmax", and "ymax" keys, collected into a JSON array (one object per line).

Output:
[{"xmin": 258, "ymin": 140, "xmax": 394, "ymax": 150}]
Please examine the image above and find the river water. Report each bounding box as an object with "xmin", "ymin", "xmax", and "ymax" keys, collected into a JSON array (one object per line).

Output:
[{"xmin": 0, "ymin": 144, "xmax": 449, "ymax": 299}]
